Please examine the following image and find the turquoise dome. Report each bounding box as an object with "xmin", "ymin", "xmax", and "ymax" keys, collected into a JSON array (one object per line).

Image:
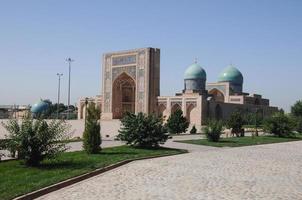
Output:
[
  {"xmin": 184, "ymin": 63, "xmax": 207, "ymax": 80},
  {"xmin": 31, "ymin": 100, "xmax": 49, "ymax": 113},
  {"xmin": 218, "ymin": 66, "xmax": 243, "ymax": 84}
]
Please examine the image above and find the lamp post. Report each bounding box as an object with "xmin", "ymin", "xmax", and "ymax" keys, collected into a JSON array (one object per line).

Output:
[
  {"xmin": 85, "ymin": 97, "xmax": 89, "ymax": 128},
  {"xmin": 66, "ymin": 58, "xmax": 74, "ymax": 120},
  {"xmin": 56, "ymin": 73, "xmax": 63, "ymax": 119}
]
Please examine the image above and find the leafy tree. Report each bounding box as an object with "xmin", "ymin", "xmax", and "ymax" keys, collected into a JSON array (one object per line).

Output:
[
  {"xmin": 263, "ymin": 112, "xmax": 295, "ymax": 137},
  {"xmin": 290, "ymin": 100, "xmax": 302, "ymax": 133},
  {"xmin": 295, "ymin": 117, "xmax": 302, "ymax": 133},
  {"xmin": 166, "ymin": 110, "xmax": 189, "ymax": 134},
  {"xmin": 203, "ymin": 120, "xmax": 223, "ymax": 142},
  {"xmin": 245, "ymin": 110, "xmax": 263, "ymax": 136},
  {"xmin": 117, "ymin": 112, "xmax": 168, "ymax": 148},
  {"xmin": 227, "ymin": 110, "xmax": 245, "ymax": 137},
  {"xmin": 190, "ymin": 125, "xmax": 197, "ymax": 134},
  {"xmin": 83, "ymin": 103, "xmax": 101, "ymax": 154},
  {"xmin": 1, "ymin": 113, "xmax": 71, "ymax": 166},
  {"xmin": 291, "ymin": 100, "xmax": 302, "ymax": 117}
]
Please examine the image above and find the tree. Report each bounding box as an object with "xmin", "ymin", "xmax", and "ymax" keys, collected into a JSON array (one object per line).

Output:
[
  {"xmin": 117, "ymin": 112, "xmax": 168, "ymax": 148},
  {"xmin": 2, "ymin": 114, "xmax": 71, "ymax": 166},
  {"xmin": 263, "ymin": 112, "xmax": 295, "ymax": 137},
  {"xmin": 203, "ymin": 120, "xmax": 223, "ymax": 142},
  {"xmin": 291, "ymin": 100, "xmax": 302, "ymax": 117},
  {"xmin": 227, "ymin": 110, "xmax": 245, "ymax": 137},
  {"xmin": 83, "ymin": 103, "xmax": 101, "ymax": 154},
  {"xmin": 166, "ymin": 110, "xmax": 189, "ymax": 134},
  {"xmin": 245, "ymin": 110, "xmax": 263, "ymax": 136},
  {"xmin": 291, "ymin": 100, "xmax": 302, "ymax": 133},
  {"xmin": 190, "ymin": 125, "xmax": 197, "ymax": 134}
]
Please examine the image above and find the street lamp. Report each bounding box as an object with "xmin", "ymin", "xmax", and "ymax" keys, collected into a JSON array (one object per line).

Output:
[
  {"xmin": 56, "ymin": 73, "xmax": 63, "ymax": 119},
  {"xmin": 85, "ymin": 97, "xmax": 89, "ymax": 127},
  {"xmin": 66, "ymin": 58, "xmax": 74, "ymax": 120}
]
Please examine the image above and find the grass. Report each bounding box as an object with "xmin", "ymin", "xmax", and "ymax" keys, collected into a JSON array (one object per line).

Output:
[
  {"xmin": 0, "ymin": 146, "xmax": 185, "ymax": 200},
  {"xmin": 176, "ymin": 135, "xmax": 302, "ymax": 148}
]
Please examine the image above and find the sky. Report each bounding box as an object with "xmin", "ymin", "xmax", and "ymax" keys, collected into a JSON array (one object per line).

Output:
[{"xmin": 0, "ymin": 0, "xmax": 301, "ymax": 112}]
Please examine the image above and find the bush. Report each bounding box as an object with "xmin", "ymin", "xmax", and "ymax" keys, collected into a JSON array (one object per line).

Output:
[
  {"xmin": 263, "ymin": 112, "xmax": 295, "ymax": 137},
  {"xmin": 291, "ymin": 100, "xmax": 302, "ymax": 117},
  {"xmin": 291, "ymin": 116, "xmax": 302, "ymax": 134},
  {"xmin": 166, "ymin": 110, "xmax": 189, "ymax": 134},
  {"xmin": 83, "ymin": 103, "xmax": 101, "ymax": 154},
  {"xmin": 1, "ymin": 115, "xmax": 71, "ymax": 166},
  {"xmin": 227, "ymin": 110, "xmax": 245, "ymax": 137},
  {"xmin": 117, "ymin": 112, "xmax": 168, "ymax": 148},
  {"xmin": 190, "ymin": 125, "xmax": 197, "ymax": 134},
  {"xmin": 203, "ymin": 120, "xmax": 223, "ymax": 142}
]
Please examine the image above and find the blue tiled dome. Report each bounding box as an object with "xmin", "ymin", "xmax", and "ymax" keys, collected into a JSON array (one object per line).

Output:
[
  {"xmin": 31, "ymin": 100, "xmax": 49, "ymax": 113},
  {"xmin": 184, "ymin": 63, "xmax": 207, "ymax": 80},
  {"xmin": 218, "ymin": 66, "xmax": 243, "ymax": 85}
]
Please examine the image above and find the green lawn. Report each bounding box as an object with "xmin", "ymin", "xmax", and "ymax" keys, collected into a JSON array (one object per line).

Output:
[
  {"xmin": 176, "ymin": 135, "xmax": 302, "ymax": 148},
  {"xmin": 0, "ymin": 146, "xmax": 185, "ymax": 200}
]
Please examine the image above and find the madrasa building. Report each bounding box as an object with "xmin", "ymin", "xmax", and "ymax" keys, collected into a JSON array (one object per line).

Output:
[{"xmin": 78, "ymin": 47, "xmax": 277, "ymax": 128}]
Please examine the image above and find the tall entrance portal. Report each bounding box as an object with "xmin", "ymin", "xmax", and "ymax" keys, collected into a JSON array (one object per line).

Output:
[
  {"xmin": 112, "ymin": 73, "xmax": 136, "ymax": 119},
  {"xmin": 102, "ymin": 47, "xmax": 160, "ymax": 120}
]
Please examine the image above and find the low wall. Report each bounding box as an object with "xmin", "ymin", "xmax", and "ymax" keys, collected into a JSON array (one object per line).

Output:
[{"xmin": 0, "ymin": 119, "xmax": 121, "ymax": 140}]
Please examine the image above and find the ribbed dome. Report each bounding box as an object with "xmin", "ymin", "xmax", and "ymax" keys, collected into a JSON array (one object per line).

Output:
[
  {"xmin": 184, "ymin": 63, "xmax": 207, "ymax": 80},
  {"xmin": 218, "ymin": 66, "xmax": 243, "ymax": 84},
  {"xmin": 31, "ymin": 100, "xmax": 49, "ymax": 113}
]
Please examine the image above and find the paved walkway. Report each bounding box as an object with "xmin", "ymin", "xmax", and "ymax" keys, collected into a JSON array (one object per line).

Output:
[{"xmin": 37, "ymin": 140, "xmax": 302, "ymax": 200}]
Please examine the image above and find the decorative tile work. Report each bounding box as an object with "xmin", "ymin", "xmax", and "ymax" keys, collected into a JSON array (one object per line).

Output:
[
  {"xmin": 171, "ymin": 102, "xmax": 182, "ymax": 107},
  {"xmin": 137, "ymin": 50, "xmax": 146, "ymax": 112},
  {"xmin": 186, "ymin": 101, "xmax": 197, "ymax": 107},
  {"xmin": 207, "ymin": 85, "xmax": 226, "ymax": 96},
  {"xmin": 104, "ymin": 56, "xmax": 112, "ymax": 112},
  {"xmin": 112, "ymin": 55, "xmax": 136, "ymax": 66},
  {"xmin": 112, "ymin": 65, "xmax": 136, "ymax": 81}
]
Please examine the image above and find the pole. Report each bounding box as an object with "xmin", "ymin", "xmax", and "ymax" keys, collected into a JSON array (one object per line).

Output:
[
  {"xmin": 66, "ymin": 58, "xmax": 74, "ymax": 120},
  {"xmin": 57, "ymin": 73, "xmax": 63, "ymax": 119},
  {"xmin": 85, "ymin": 98, "xmax": 88, "ymax": 128}
]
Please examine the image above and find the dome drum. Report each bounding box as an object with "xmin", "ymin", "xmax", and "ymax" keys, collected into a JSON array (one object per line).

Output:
[{"xmin": 184, "ymin": 79, "xmax": 206, "ymax": 92}]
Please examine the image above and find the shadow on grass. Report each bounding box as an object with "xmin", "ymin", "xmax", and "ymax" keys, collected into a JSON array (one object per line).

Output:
[
  {"xmin": 98, "ymin": 151, "xmax": 138, "ymax": 155},
  {"xmin": 37, "ymin": 160, "xmax": 92, "ymax": 170},
  {"xmin": 216, "ymin": 140, "xmax": 237, "ymax": 144}
]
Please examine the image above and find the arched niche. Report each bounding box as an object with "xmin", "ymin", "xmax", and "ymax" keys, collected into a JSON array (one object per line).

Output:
[
  {"xmin": 112, "ymin": 73, "xmax": 136, "ymax": 119},
  {"xmin": 209, "ymin": 88, "xmax": 225, "ymax": 102}
]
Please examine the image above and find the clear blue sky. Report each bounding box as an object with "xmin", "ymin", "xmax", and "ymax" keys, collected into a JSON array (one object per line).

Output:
[{"xmin": 0, "ymin": 0, "xmax": 301, "ymax": 111}]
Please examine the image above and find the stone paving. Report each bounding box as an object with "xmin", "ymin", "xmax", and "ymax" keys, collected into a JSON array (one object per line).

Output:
[{"xmin": 37, "ymin": 140, "xmax": 302, "ymax": 200}]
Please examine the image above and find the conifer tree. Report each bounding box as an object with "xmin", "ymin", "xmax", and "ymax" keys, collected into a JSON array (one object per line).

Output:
[
  {"xmin": 83, "ymin": 103, "xmax": 101, "ymax": 154},
  {"xmin": 166, "ymin": 110, "xmax": 189, "ymax": 134}
]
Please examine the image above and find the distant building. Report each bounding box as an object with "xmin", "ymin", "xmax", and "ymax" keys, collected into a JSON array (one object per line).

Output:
[
  {"xmin": 78, "ymin": 47, "xmax": 277, "ymax": 127},
  {"xmin": 0, "ymin": 105, "xmax": 29, "ymax": 119}
]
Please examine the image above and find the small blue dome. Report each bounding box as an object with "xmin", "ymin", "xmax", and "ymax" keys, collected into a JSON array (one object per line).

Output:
[
  {"xmin": 31, "ymin": 100, "xmax": 49, "ymax": 113},
  {"xmin": 184, "ymin": 63, "xmax": 207, "ymax": 80},
  {"xmin": 218, "ymin": 66, "xmax": 243, "ymax": 85}
]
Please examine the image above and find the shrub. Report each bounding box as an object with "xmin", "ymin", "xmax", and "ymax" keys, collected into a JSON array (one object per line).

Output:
[
  {"xmin": 263, "ymin": 112, "xmax": 295, "ymax": 137},
  {"xmin": 190, "ymin": 125, "xmax": 197, "ymax": 134},
  {"xmin": 227, "ymin": 110, "xmax": 245, "ymax": 137},
  {"xmin": 166, "ymin": 110, "xmax": 189, "ymax": 134},
  {"xmin": 203, "ymin": 120, "xmax": 223, "ymax": 142},
  {"xmin": 83, "ymin": 103, "xmax": 101, "ymax": 154},
  {"xmin": 291, "ymin": 100, "xmax": 302, "ymax": 117},
  {"xmin": 117, "ymin": 112, "xmax": 168, "ymax": 148},
  {"xmin": 1, "ymin": 115, "xmax": 71, "ymax": 166},
  {"xmin": 292, "ymin": 116, "xmax": 302, "ymax": 134}
]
